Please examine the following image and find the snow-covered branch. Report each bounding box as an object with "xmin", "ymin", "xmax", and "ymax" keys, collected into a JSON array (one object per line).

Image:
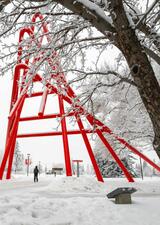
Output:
[{"xmin": 135, "ymin": 0, "xmax": 159, "ymax": 29}]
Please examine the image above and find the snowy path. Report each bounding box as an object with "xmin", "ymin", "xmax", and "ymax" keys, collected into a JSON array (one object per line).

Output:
[
  {"xmin": 0, "ymin": 176, "xmax": 159, "ymax": 198},
  {"xmin": 0, "ymin": 175, "xmax": 160, "ymax": 225},
  {"xmin": 0, "ymin": 177, "xmax": 50, "ymax": 193},
  {"xmin": 0, "ymin": 179, "xmax": 105, "ymax": 198},
  {"xmin": 0, "ymin": 176, "xmax": 106, "ymax": 200}
]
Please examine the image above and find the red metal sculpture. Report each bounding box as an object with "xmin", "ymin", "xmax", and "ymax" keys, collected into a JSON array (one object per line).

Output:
[{"xmin": 0, "ymin": 13, "xmax": 160, "ymax": 182}]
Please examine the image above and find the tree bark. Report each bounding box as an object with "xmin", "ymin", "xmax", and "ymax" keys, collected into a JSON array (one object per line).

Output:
[
  {"xmin": 0, "ymin": 0, "xmax": 10, "ymax": 12},
  {"xmin": 108, "ymin": 0, "xmax": 160, "ymax": 157}
]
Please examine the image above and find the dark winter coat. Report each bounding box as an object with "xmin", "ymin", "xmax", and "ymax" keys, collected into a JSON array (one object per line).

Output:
[{"xmin": 34, "ymin": 167, "xmax": 39, "ymax": 176}]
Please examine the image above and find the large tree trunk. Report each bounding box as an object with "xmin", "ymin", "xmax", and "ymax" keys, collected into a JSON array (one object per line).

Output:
[{"xmin": 108, "ymin": 0, "xmax": 160, "ymax": 157}]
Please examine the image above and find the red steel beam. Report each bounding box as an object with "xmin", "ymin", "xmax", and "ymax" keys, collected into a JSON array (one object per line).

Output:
[
  {"xmin": 75, "ymin": 114, "xmax": 104, "ymax": 182},
  {"xmin": 38, "ymin": 88, "xmax": 48, "ymax": 117},
  {"xmin": 26, "ymin": 92, "xmax": 44, "ymax": 98},
  {"xmin": 19, "ymin": 112, "xmax": 75, "ymax": 121},
  {"xmin": 116, "ymin": 137, "xmax": 160, "ymax": 172},
  {"xmin": 58, "ymin": 95, "xmax": 72, "ymax": 176},
  {"xmin": 8, "ymin": 64, "xmax": 29, "ymax": 119},
  {"xmin": 26, "ymin": 90, "xmax": 55, "ymax": 98},
  {"xmin": 9, "ymin": 94, "xmax": 26, "ymax": 119},
  {"xmin": 0, "ymin": 97, "xmax": 25, "ymax": 179},
  {"xmin": 96, "ymin": 129, "xmax": 134, "ymax": 182},
  {"xmin": 17, "ymin": 129, "xmax": 95, "ymax": 138}
]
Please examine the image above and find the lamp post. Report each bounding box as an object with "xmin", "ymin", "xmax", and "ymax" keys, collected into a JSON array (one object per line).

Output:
[
  {"xmin": 139, "ymin": 157, "xmax": 143, "ymax": 180},
  {"xmin": 27, "ymin": 154, "xmax": 30, "ymax": 176},
  {"xmin": 152, "ymin": 159, "xmax": 156, "ymax": 176},
  {"xmin": 38, "ymin": 161, "xmax": 41, "ymax": 175},
  {"xmin": 72, "ymin": 160, "xmax": 83, "ymax": 177}
]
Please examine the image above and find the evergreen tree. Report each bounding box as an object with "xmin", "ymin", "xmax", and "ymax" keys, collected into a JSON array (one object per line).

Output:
[
  {"xmin": 94, "ymin": 134, "xmax": 138, "ymax": 178},
  {"xmin": 13, "ymin": 142, "xmax": 24, "ymax": 173}
]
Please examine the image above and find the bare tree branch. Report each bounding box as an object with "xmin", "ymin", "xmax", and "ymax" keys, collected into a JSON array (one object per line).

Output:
[{"xmin": 135, "ymin": 0, "xmax": 159, "ymax": 29}]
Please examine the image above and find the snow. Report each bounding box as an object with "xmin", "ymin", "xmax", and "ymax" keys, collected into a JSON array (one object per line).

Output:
[
  {"xmin": 43, "ymin": 176, "xmax": 105, "ymax": 193},
  {"xmin": 0, "ymin": 174, "xmax": 160, "ymax": 225},
  {"xmin": 77, "ymin": 0, "xmax": 113, "ymax": 26}
]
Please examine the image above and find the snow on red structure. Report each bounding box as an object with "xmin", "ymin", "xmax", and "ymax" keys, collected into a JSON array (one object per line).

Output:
[{"xmin": 0, "ymin": 13, "xmax": 160, "ymax": 182}]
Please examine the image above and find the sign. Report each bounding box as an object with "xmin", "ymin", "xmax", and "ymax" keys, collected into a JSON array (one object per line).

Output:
[
  {"xmin": 25, "ymin": 159, "xmax": 32, "ymax": 165},
  {"xmin": 72, "ymin": 160, "xmax": 83, "ymax": 163}
]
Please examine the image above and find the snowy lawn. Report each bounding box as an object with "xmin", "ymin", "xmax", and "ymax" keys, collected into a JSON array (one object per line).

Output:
[{"xmin": 0, "ymin": 174, "xmax": 160, "ymax": 225}]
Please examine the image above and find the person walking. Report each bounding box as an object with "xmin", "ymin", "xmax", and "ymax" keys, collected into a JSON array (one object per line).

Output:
[{"xmin": 33, "ymin": 166, "xmax": 39, "ymax": 182}]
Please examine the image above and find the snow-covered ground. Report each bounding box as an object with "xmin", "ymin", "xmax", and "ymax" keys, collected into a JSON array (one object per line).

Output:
[{"xmin": 0, "ymin": 174, "xmax": 160, "ymax": 225}]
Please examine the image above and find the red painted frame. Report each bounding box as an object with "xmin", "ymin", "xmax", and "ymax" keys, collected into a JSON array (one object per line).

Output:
[{"xmin": 0, "ymin": 13, "xmax": 160, "ymax": 182}]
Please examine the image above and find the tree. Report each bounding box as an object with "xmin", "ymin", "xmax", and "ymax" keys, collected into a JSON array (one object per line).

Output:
[
  {"xmin": 0, "ymin": 0, "xmax": 160, "ymax": 158},
  {"xmin": 96, "ymin": 155, "xmax": 138, "ymax": 178},
  {"xmin": 12, "ymin": 142, "xmax": 24, "ymax": 173},
  {"xmin": 85, "ymin": 67, "xmax": 151, "ymax": 177},
  {"xmin": 94, "ymin": 131, "xmax": 138, "ymax": 177}
]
